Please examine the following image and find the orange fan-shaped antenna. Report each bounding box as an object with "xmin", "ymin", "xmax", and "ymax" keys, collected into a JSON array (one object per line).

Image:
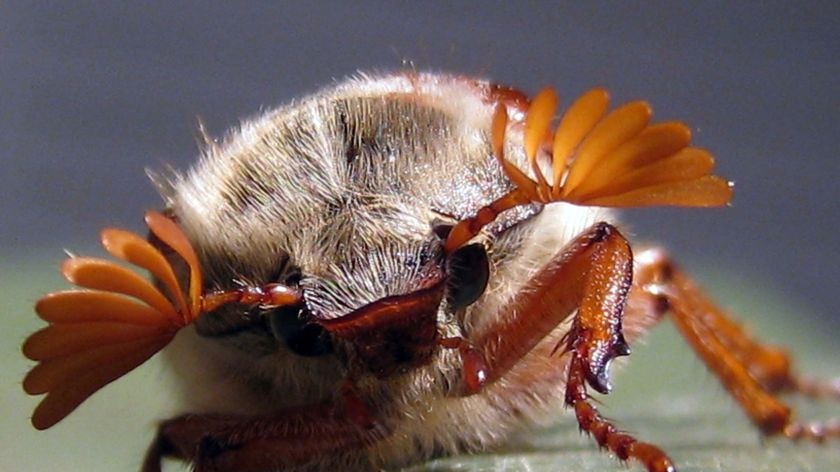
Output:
[
  {"xmin": 22, "ymin": 211, "xmax": 205, "ymax": 430},
  {"xmin": 24, "ymin": 211, "xmax": 303, "ymax": 430},
  {"xmin": 445, "ymin": 87, "xmax": 733, "ymax": 252},
  {"xmin": 23, "ymin": 212, "xmax": 300, "ymax": 429}
]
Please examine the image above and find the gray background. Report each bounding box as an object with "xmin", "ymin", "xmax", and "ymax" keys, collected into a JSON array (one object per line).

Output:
[
  {"xmin": 3, "ymin": 2, "xmax": 838, "ymax": 325},
  {"xmin": 2, "ymin": 2, "xmax": 838, "ymax": 471}
]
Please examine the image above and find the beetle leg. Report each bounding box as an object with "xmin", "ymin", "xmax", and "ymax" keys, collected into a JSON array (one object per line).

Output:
[
  {"xmin": 565, "ymin": 354, "xmax": 675, "ymax": 472},
  {"xmin": 634, "ymin": 247, "xmax": 840, "ymax": 441},
  {"xmin": 470, "ymin": 222, "xmax": 633, "ymax": 394},
  {"xmin": 141, "ymin": 401, "xmax": 386, "ymax": 472},
  {"xmin": 459, "ymin": 222, "xmax": 676, "ymax": 471}
]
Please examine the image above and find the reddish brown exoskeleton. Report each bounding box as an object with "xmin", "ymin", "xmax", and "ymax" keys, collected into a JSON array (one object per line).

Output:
[{"xmin": 22, "ymin": 72, "xmax": 840, "ymax": 471}]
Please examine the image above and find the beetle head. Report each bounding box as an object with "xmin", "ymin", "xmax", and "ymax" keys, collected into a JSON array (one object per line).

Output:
[{"xmin": 295, "ymin": 218, "xmax": 492, "ymax": 377}]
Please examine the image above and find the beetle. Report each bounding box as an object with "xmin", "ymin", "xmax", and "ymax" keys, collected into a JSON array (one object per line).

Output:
[{"xmin": 22, "ymin": 71, "xmax": 840, "ymax": 471}]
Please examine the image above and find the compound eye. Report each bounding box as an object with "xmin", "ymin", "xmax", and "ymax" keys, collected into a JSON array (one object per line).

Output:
[{"xmin": 446, "ymin": 243, "xmax": 490, "ymax": 310}]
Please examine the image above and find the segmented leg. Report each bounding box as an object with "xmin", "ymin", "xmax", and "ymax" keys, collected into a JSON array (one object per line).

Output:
[
  {"xmin": 471, "ymin": 222, "xmax": 632, "ymax": 394},
  {"xmin": 463, "ymin": 222, "xmax": 676, "ymax": 471},
  {"xmin": 634, "ymin": 247, "xmax": 840, "ymax": 441},
  {"xmin": 142, "ymin": 400, "xmax": 385, "ymax": 472},
  {"xmin": 565, "ymin": 355, "xmax": 674, "ymax": 472}
]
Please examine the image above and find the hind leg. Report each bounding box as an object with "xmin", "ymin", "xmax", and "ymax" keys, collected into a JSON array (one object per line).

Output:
[{"xmin": 633, "ymin": 247, "xmax": 840, "ymax": 440}]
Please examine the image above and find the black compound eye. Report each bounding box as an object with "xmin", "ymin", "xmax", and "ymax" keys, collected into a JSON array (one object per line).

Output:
[
  {"xmin": 267, "ymin": 305, "xmax": 333, "ymax": 357},
  {"xmin": 446, "ymin": 243, "xmax": 490, "ymax": 310}
]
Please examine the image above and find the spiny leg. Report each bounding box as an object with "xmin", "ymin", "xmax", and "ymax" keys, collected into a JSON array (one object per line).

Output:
[
  {"xmin": 634, "ymin": 247, "xmax": 840, "ymax": 441},
  {"xmin": 460, "ymin": 222, "xmax": 676, "ymax": 471},
  {"xmin": 634, "ymin": 249, "xmax": 794, "ymax": 394},
  {"xmin": 565, "ymin": 355, "xmax": 674, "ymax": 472},
  {"xmin": 469, "ymin": 222, "xmax": 631, "ymax": 393},
  {"xmin": 142, "ymin": 399, "xmax": 385, "ymax": 472}
]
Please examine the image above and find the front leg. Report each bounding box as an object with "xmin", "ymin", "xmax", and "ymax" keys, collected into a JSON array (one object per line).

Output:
[
  {"xmin": 472, "ymin": 222, "xmax": 632, "ymax": 394},
  {"xmin": 461, "ymin": 222, "xmax": 675, "ymax": 471},
  {"xmin": 142, "ymin": 399, "xmax": 385, "ymax": 472}
]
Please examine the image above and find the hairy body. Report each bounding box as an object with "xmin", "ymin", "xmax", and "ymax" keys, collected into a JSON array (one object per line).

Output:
[
  {"xmin": 162, "ymin": 73, "xmax": 618, "ymax": 469},
  {"xmin": 26, "ymin": 71, "xmax": 836, "ymax": 472}
]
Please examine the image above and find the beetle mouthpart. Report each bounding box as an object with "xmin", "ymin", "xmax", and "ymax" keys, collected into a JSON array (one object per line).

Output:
[
  {"xmin": 266, "ymin": 301, "xmax": 335, "ymax": 358},
  {"xmin": 316, "ymin": 280, "xmax": 446, "ymax": 377}
]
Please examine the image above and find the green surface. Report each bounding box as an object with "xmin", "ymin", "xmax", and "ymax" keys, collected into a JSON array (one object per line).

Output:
[{"xmin": 3, "ymin": 255, "xmax": 839, "ymax": 471}]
